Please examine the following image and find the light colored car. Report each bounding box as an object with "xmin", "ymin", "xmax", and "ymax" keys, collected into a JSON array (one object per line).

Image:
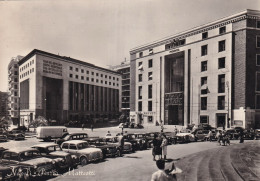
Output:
[
  {"xmin": 32, "ymin": 143, "xmax": 79, "ymax": 171},
  {"xmin": 104, "ymin": 136, "xmax": 133, "ymax": 153},
  {"xmin": 61, "ymin": 140, "xmax": 103, "ymax": 165},
  {"xmin": 255, "ymin": 129, "xmax": 260, "ymax": 139}
]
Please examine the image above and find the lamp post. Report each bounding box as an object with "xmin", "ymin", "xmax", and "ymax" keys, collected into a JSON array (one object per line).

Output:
[{"xmin": 226, "ymin": 81, "xmax": 230, "ymax": 129}]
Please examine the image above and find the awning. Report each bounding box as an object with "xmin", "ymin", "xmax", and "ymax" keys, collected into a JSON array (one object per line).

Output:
[
  {"xmin": 201, "ymin": 84, "xmax": 208, "ymax": 90},
  {"xmin": 138, "ymin": 65, "xmax": 143, "ymax": 70}
]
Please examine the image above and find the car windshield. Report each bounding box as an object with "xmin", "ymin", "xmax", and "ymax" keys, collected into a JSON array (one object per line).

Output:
[
  {"xmin": 77, "ymin": 142, "xmax": 90, "ymax": 149},
  {"xmin": 137, "ymin": 134, "xmax": 144, "ymax": 138},
  {"xmin": 47, "ymin": 145, "xmax": 62, "ymax": 152},
  {"xmin": 19, "ymin": 151, "xmax": 41, "ymax": 161},
  {"xmin": 64, "ymin": 135, "xmax": 71, "ymax": 140}
]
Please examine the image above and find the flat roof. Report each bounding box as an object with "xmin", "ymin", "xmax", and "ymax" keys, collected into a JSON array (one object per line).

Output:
[{"xmin": 18, "ymin": 49, "xmax": 121, "ymax": 75}]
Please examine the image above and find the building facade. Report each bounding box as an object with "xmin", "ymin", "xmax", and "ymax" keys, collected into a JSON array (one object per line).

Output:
[
  {"xmin": 110, "ymin": 60, "xmax": 130, "ymax": 117},
  {"xmin": 8, "ymin": 56, "xmax": 23, "ymax": 125},
  {"xmin": 18, "ymin": 49, "xmax": 121, "ymax": 126},
  {"xmin": 130, "ymin": 9, "xmax": 260, "ymax": 129},
  {"xmin": 0, "ymin": 91, "xmax": 9, "ymax": 119}
]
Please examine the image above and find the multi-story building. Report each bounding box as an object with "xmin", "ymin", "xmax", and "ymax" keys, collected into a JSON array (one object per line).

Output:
[
  {"xmin": 18, "ymin": 49, "xmax": 121, "ymax": 126},
  {"xmin": 110, "ymin": 60, "xmax": 130, "ymax": 117},
  {"xmin": 0, "ymin": 91, "xmax": 9, "ymax": 119},
  {"xmin": 8, "ymin": 55, "xmax": 23, "ymax": 125},
  {"xmin": 130, "ymin": 9, "xmax": 260, "ymax": 129}
]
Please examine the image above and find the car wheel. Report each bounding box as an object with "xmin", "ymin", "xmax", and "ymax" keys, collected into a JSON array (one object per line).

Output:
[{"xmin": 80, "ymin": 157, "xmax": 88, "ymax": 166}]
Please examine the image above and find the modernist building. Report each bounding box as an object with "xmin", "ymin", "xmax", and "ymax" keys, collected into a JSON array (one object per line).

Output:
[
  {"xmin": 18, "ymin": 49, "xmax": 121, "ymax": 126},
  {"xmin": 110, "ymin": 60, "xmax": 130, "ymax": 116},
  {"xmin": 8, "ymin": 56, "xmax": 23, "ymax": 125},
  {"xmin": 0, "ymin": 91, "xmax": 9, "ymax": 119},
  {"xmin": 130, "ymin": 9, "xmax": 260, "ymax": 129}
]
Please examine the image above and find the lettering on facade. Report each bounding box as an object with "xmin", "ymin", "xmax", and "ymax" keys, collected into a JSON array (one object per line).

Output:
[
  {"xmin": 164, "ymin": 92, "xmax": 183, "ymax": 106},
  {"xmin": 135, "ymin": 112, "xmax": 156, "ymax": 115},
  {"xmin": 43, "ymin": 60, "xmax": 62, "ymax": 76},
  {"xmin": 169, "ymin": 49, "xmax": 180, "ymax": 54}
]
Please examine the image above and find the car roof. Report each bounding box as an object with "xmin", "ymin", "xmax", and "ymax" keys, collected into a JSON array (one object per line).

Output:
[
  {"xmin": 69, "ymin": 133, "xmax": 88, "ymax": 136},
  {"xmin": 32, "ymin": 143, "xmax": 59, "ymax": 148},
  {"xmin": 63, "ymin": 140, "xmax": 88, "ymax": 144},
  {"xmin": 4, "ymin": 147, "xmax": 38, "ymax": 153}
]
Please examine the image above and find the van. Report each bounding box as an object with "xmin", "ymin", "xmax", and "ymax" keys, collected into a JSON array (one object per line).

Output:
[{"xmin": 36, "ymin": 126, "xmax": 68, "ymax": 141}]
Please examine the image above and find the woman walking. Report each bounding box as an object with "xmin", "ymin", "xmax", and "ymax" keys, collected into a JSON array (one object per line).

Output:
[
  {"xmin": 161, "ymin": 135, "xmax": 168, "ymax": 160},
  {"xmin": 152, "ymin": 134, "xmax": 162, "ymax": 161}
]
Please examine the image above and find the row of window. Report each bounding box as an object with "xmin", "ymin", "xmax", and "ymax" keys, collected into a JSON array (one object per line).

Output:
[
  {"xmin": 138, "ymin": 72, "xmax": 153, "ymax": 82},
  {"xmin": 20, "ymin": 68, "xmax": 34, "ymax": 79},
  {"xmin": 201, "ymin": 40, "xmax": 226, "ymax": 56},
  {"xmin": 202, "ymin": 26, "xmax": 226, "ymax": 40},
  {"xmin": 139, "ymin": 49, "xmax": 153, "ymax": 58},
  {"xmin": 138, "ymin": 85, "xmax": 152, "ymax": 100},
  {"xmin": 69, "ymin": 66, "xmax": 119, "ymax": 81},
  {"xmin": 201, "ymin": 74, "xmax": 226, "ymax": 94},
  {"xmin": 20, "ymin": 60, "xmax": 34, "ymax": 72},
  {"xmin": 201, "ymin": 57, "xmax": 226, "ymax": 72},
  {"xmin": 138, "ymin": 59, "xmax": 153, "ymax": 69},
  {"xmin": 69, "ymin": 74, "xmax": 119, "ymax": 87},
  {"xmin": 138, "ymin": 101, "xmax": 153, "ymax": 111},
  {"xmin": 200, "ymin": 96, "xmax": 226, "ymax": 110}
]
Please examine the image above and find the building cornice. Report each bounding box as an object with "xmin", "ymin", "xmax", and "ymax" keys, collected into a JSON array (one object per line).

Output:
[{"xmin": 130, "ymin": 9, "xmax": 260, "ymax": 55}]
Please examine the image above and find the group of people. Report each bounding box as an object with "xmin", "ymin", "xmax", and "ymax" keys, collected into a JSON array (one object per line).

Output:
[
  {"xmin": 152, "ymin": 133, "xmax": 168, "ymax": 161},
  {"xmin": 216, "ymin": 130, "xmax": 230, "ymax": 146}
]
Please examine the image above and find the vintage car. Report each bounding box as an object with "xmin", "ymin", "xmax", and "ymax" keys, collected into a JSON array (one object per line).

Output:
[
  {"xmin": 61, "ymin": 140, "xmax": 103, "ymax": 165},
  {"xmin": 176, "ymin": 132, "xmax": 195, "ymax": 143},
  {"xmin": 163, "ymin": 132, "xmax": 177, "ymax": 145},
  {"xmin": 120, "ymin": 133, "xmax": 139, "ymax": 151},
  {"xmin": 0, "ymin": 165, "xmax": 18, "ymax": 181},
  {"xmin": 194, "ymin": 130, "xmax": 209, "ymax": 141},
  {"xmin": 32, "ymin": 143, "xmax": 79, "ymax": 171},
  {"xmin": 0, "ymin": 134, "xmax": 7, "ymax": 142},
  {"xmin": 0, "ymin": 148, "xmax": 56, "ymax": 179},
  {"xmin": 225, "ymin": 129, "xmax": 240, "ymax": 140},
  {"xmin": 244, "ymin": 129, "xmax": 256, "ymax": 140},
  {"xmin": 145, "ymin": 132, "xmax": 160, "ymax": 148},
  {"xmin": 0, "ymin": 147, "xmax": 8, "ymax": 156},
  {"xmin": 129, "ymin": 123, "xmax": 144, "ymax": 129},
  {"xmin": 83, "ymin": 137, "xmax": 119, "ymax": 158},
  {"xmin": 7, "ymin": 130, "xmax": 25, "ymax": 140},
  {"xmin": 55, "ymin": 133, "xmax": 89, "ymax": 145},
  {"xmin": 133, "ymin": 133, "xmax": 148, "ymax": 150},
  {"xmin": 103, "ymin": 136, "xmax": 133, "ymax": 153}
]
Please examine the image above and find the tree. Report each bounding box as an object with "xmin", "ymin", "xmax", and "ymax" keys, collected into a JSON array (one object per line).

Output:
[{"xmin": 29, "ymin": 116, "xmax": 48, "ymax": 131}]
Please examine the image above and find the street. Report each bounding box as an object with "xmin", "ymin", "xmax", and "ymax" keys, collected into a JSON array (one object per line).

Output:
[{"xmin": 0, "ymin": 126, "xmax": 259, "ymax": 181}]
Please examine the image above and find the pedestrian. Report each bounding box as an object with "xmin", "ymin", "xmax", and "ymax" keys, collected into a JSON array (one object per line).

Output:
[
  {"xmin": 161, "ymin": 135, "xmax": 168, "ymax": 160},
  {"xmin": 91, "ymin": 124, "xmax": 94, "ymax": 132},
  {"xmin": 207, "ymin": 130, "xmax": 213, "ymax": 142},
  {"xmin": 152, "ymin": 134, "xmax": 162, "ymax": 161},
  {"xmin": 117, "ymin": 133, "xmax": 124, "ymax": 156},
  {"xmin": 82, "ymin": 123, "xmax": 85, "ymax": 130},
  {"xmin": 151, "ymin": 160, "xmax": 181, "ymax": 181},
  {"xmin": 239, "ymin": 129, "xmax": 244, "ymax": 143},
  {"xmin": 217, "ymin": 131, "xmax": 223, "ymax": 145}
]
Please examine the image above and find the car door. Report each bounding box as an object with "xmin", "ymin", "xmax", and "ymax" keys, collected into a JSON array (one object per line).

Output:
[{"xmin": 68, "ymin": 143, "xmax": 78, "ymax": 154}]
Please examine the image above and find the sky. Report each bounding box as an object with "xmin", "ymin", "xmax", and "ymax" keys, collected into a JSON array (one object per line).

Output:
[{"xmin": 0, "ymin": 0, "xmax": 259, "ymax": 92}]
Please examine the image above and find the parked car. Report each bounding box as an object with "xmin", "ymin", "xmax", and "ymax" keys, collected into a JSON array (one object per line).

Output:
[
  {"xmin": 145, "ymin": 132, "xmax": 160, "ymax": 148},
  {"xmin": 55, "ymin": 133, "xmax": 89, "ymax": 145},
  {"xmin": 129, "ymin": 123, "xmax": 144, "ymax": 129},
  {"xmin": 103, "ymin": 136, "xmax": 133, "ymax": 153},
  {"xmin": 0, "ymin": 165, "xmax": 19, "ymax": 181},
  {"xmin": 255, "ymin": 129, "xmax": 260, "ymax": 139},
  {"xmin": 0, "ymin": 147, "xmax": 7, "ymax": 157},
  {"xmin": 11, "ymin": 126, "xmax": 27, "ymax": 132},
  {"xmin": 84, "ymin": 137, "xmax": 119, "ymax": 158},
  {"xmin": 61, "ymin": 140, "xmax": 103, "ymax": 165},
  {"xmin": 0, "ymin": 148, "xmax": 56, "ymax": 179},
  {"xmin": 122, "ymin": 133, "xmax": 139, "ymax": 151},
  {"xmin": 118, "ymin": 123, "xmax": 129, "ymax": 128},
  {"xmin": 163, "ymin": 132, "xmax": 177, "ymax": 145},
  {"xmin": 133, "ymin": 133, "xmax": 148, "ymax": 150},
  {"xmin": 194, "ymin": 130, "xmax": 209, "ymax": 141},
  {"xmin": 32, "ymin": 143, "xmax": 79, "ymax": 171},
  {"xmin": 36, "ymin": 126, "xmax": 68, "ymax": 141},
  {"xmin": 7, "ymin": 130, "xmax": 25, "ymax": 140},
  {"xmin": 0, "ymin": 134, "xmax": 7, "ymax": 142},
  {"xmin": 176, "ymin": 132, "xmax": 195, "ymax": 143},
  {"xmin": 226, "ymin": 129, "xmax": 240, "ymax": 140},
  {"xmin": 244, "ymin": 129, "xmax": 255, "ymax": 140}
]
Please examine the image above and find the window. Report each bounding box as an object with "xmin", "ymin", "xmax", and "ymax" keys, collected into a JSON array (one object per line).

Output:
[
  {"xmin": 148, "ymin": 101, "xmax": 152, "ymax": 111},
  {"xmin": 117, "ymin": 78, "xmax": 119, "ymax": 81},
  {"xmin": 96, "ymin": 79, "xmax": 99, "ymax": 83},
  {"xmin": 14, "ymin": 71, "xmax": 18, "ymax": 75},
  {"xmin": 257, "ymin": 36, "xmax": 260, "ymax": 48},
  {"xmin": 139, "ymin": 52, "xmax": 143, "ymax": 58},
  {"xmin": 81, "ymin": 76, "xmax": 84, "ymax": 80},
  {"xmin": 101, "ymin": 74, "xmax": 103, "ymax": 77},
  {"xmin": 138, "ymin": 101, "xmax": 142, "ymax": 111},
  {"xmin": 148, "ymin": 85, "xmax": 152, "ymax": 99},
  {"xmin": 218, "ymin": 57, "xmax": 226, "ymax": 69},
  {"xmin": 113, "ymin": 77, "xmax": 115, "ymax": 80},
  {"xmin": 105, "ymin": 75, "xmax": 107, "ymax": 78},
  {"xmin": 148, "ymin": 116, "xmax": 153, "ymax": 123},
  {"xmin": 201, "ymin": 45, "xmax": 207, "ymax": 56},
  {"xmin": 148, "ymin": 59, "xmax": 153, "ymax": 68},
  {"xmin": 14, "ymin": 91, "xmax": 17, "ymax": 96},
  {"xmin": 96, "ymin": 73, "xmax": 99, "ymax": 76},
  {"xmin": 75, "ymin": 75, "xmax": 78, "ymax": 79},
  {"xmin": 201, "ymin": 61, "xmax": 207, "ymax": 72},
  {"xmin": 101, "ymin": 80, "xmax": 103, "ymax": 83},
  {"xmin": 201, "ymin": 77, "xmax": 207, "ymax": 86},
  {"xmin": 219, "ymin": 26, "xmax": 226, "ymax": 34},
  {"xmin": 218, "ymin": 74, "xmax": 225, "ymax": 93},
  {"xmin": 149, "ymin": 49, "xmax": 153, "ymax": 55},
  {"xmin": 219, "ymin": 40, "xmax": 225, "ymax": 52},
  {"xmin": 109, "ymin": 76, "xmax": 111, "ymax": 79},
  {"xmin": 92, "ymin": 72, "xmax": 94, "ymax": 75},
  {"xmin": 138, "ymin": 86, "xmax": 142, "ymax": 99},
  {"xmin": 218, "ymin": 96, "xmax": 225, "ymax": 110},
  {"xmin": 81, "ymin": 69, "xmax": 84, "ymax": 73},
  {"xmin": 257, "ymin": 21, "xmax": 260, "ymax": 28},
  {"xmin": 200, "ymin": 116, "xmax": 208, "ymax": 124},
  {"xmin": 256, "ymin": 95, "xmax": 260, "ymax": 109},
  {"xmin": 138, "ymin": 74, "xmax": 143, "ymax": 82},
  {"xmin": 86, "ymin": 71, "xmax": 89, "ymax": 74},
  {"xmin": 14, "ymin": 78, "xmax": 18, "ymax": 82},
  {"xmin": 202, "ymin": 32, "xmax": 208, "ymax": 39},
  {"xmin": 201, "ymin": 97, "xmax": 207, "ymax": 110},
  {"xmin": 75, "ymin": 68, "xmax": 78, "ymax": 72},
  {"xmin": 113, "ymin": 83, "xmax": 115, "ymax": 86},
  {"xmin": 148, "ymin": 72, "xmax": 153, "ymax": 80},
  {"xmin": 256, "ymin": 55, "xmax": 260, "ymax": 66},
  {"xmin": 105, "ymin": 81, "xmax": 107, "ymax": 84},
  {"xmin": 109, "ymin": 82, "xmax": 111, "ymax": 85},
  {"xmin": 91, "ymin": 78, "xmax": 94, "ymax": 82},
  {"xmin": 256, "ymin": 72, "xmax": 260, "ymax": 91},
  {"xmin": 86, "ymin": 77, "xmax": 89, "ymax": 81}
]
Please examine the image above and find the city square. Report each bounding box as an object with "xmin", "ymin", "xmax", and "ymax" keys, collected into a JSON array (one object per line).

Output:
[{"xmin": 1, "ymin": 0, "xmax": 260, "ymax": 181}]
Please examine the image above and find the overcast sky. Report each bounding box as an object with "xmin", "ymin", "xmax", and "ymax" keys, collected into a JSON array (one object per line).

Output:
[{"xmin": 0, "ymin": 0, "xmax": 259, "ymax": 92}]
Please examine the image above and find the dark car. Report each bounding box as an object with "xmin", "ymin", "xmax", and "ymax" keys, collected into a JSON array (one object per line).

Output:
[
  {"xmin": 11, "ymin": 126, "xmax": 27, "ymax": 132},
  {"xmin": 226, "ymin": 129, "xmax": 240, "ymax": 139},
  {"xmin": 244, "ymin": 129, "xmax": 255, "ymax": 140},
  {"xmin": 133, "ymin": 133, "xmax": 148, "ymax": 150},
  {"xmin": 0, "ymin": 134, "xmax": 7, "ymax": 142},
  {"xmin": 129, "ymin": 123, "xmax": 144, "ymax": 129},
  {"xmin": 163, "ymin": 132, "xmax": 177, "ymax": 145},
  {"xmin": 55, "ymin": 133, "xmax": 89, "ymax": 145},
  {"xmin": 7, "ymin": 130, "xmax": 25, "ymax": 140},
  {"xmin": 145, "ymin": 132, "xmax": 160, "ymax": 148},
  {"xmin": 0, "ymin": 165, "xmax": 18, "ymax": 181},
  {"xmin": 122, "ymin": 134, "xmax": 139, "ymax": 151},
  {"xmin": 84, "ymin": 137, "xmax": 119, "ymax": 158},
  {"xmin": 1, "ymin": 148, "xmax": 56, "ymax": 179},
  {"xmin": 32, "ymin": 143, "xmax": 79, "ymax": 171}
]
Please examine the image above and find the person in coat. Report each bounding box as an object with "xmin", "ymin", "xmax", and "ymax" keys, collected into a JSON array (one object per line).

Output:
[{"xmin": 161, "ymin": 135, "xmax": 168, "ymax": 160}]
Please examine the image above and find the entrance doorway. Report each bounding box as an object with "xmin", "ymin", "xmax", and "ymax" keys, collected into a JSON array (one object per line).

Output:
[{"xmin": 217, "ymin": 114, "xmax": 226, "ymax": 128}]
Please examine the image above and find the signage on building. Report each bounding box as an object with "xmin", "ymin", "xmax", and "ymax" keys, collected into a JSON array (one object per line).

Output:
[
  {"xmin": 169, "ymin": 48, "xmax": 180, "ymax": 54},
  {"xmin": 43, "ymin": 60, "xmax": 62, "ymax": 76},
  {"xmin": 135, "ymin": 112, "xmax": 156, "ymax": 115}
]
